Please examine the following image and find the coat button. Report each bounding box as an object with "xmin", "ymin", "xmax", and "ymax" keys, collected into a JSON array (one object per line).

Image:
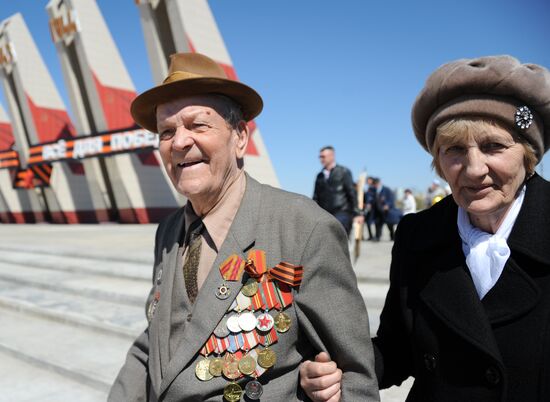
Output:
[
  {"xmin": 485, "ymin": 366, "xmax": 501, "ymax": 386},
  {"xmin": 186, "ymin": 313, "xmax": 193, "ymax": 322},
  {"xmin": 423, "ymin": 353, "xmax": 437, "ymax": 372}
]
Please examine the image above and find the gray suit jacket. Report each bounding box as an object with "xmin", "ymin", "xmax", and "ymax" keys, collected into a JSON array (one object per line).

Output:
[{"xmin": 109, "ymin": 175, "xmax": 379, "ymax": 401}]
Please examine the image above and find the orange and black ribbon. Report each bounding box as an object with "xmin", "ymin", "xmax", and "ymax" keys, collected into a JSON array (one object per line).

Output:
[
  {"xmin": 222, "ymin": 249, "xmax": 303, "ymax": 288},
  {"xmin": 244, "ymin": 250, "xmax": 303, "ymax": 288},
  {"xmin": 268, "ymin": 262, "xmax": 303, "ymax": 287}
]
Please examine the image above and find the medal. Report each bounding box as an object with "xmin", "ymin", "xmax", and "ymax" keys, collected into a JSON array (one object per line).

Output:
[
  {"xmin": 156, "ymin": 268, "xmax": 163, "ymax": 285},
  {"xmin": 226, "ymin": 314, "xmax": 241, "ymax": 333},
  {"xmin": 244, "ymin": 379, "xmax": 263, "ymax": 400},
  {"xmin": 241, "ymin": 278, "xmax": 259, "ymax": 297},
  {"xmin": 216, "ymin": 283, "xmax": 231, "ymax": 300},
  {"xmin": 146, "ymin": 298, "xmax": 159, "ymax": 322},
  {"xmin": 256, "ymin": 312, "xmax": 274, "ymax": 332},
  {"xmin": 195, "ymin": 358, "xmax": 213, "ymax": 381},
  {"xmin": 238, "ymin": 354, "xmax": 257, "ymax": 376},
  {"xmin": 214, "ymin": 316, "xmax": 230, "ymax": 338},
  {"xmin": 223, "ymin": 382, "xmax": 243, "ymax": 402},
  {"xmin": 238, "ymin": 312, "xmax": 257, "ymax": 332},
  {"xmin": 208, "ymin": 356, "xmax": 224, "ymax": 377},
  {"xmin": 274, "ymin": 311, "xmax": 291, "ymax": 333},
  {"xmin": 257, "ymin": 347, "xmax": 277, "ymax": 369},
  {"xmin": 222, "ymin": 355, "xmax": 241, "ymax": 380}
]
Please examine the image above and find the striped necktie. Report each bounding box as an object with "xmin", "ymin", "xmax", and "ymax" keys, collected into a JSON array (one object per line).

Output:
[{"xmin": 183, "ymin": 220, "xmax": 204, "ymax": 303}]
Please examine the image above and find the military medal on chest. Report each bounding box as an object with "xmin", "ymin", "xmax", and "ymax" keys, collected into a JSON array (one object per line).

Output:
[
  {"xmin": 256, "ymin": 312, "xmax": 274, "ymax": 332},
  {"xmin": 196, "ymin": 249, "xmax": 303, "ymax": 401},
  {"xmin": 195, "ymin": 357, "xmax": 213, "ymax": 382},
  {"xmin": 274, "ymin": 311, "xmax": 292, "ymax": 333},
  {"xmin": 223, "ymin": 382, "xmax": 243, "ymax": 402},
  {"xmin": 244, "ymin": 379, "xmax": 263, "ymax": 400}
]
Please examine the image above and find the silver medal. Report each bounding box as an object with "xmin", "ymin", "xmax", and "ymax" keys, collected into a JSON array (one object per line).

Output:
[
  {"xmin": 226, "ymin": 314, "xmax": 242, "ymax": 333},
  {"xmin": 245, "ymin": 380, "xmax": 263, "ymax": 400},
  {"xmin": 238, "ymin": 311, "xmax": 258, "ymax": 332},
  {"xmin": 147, "ymin": 299, "xmax": 158, "ymax": 322},
  {"xmin": 156, "ymin": 268, "xmax": 163, "ymax": 285}
]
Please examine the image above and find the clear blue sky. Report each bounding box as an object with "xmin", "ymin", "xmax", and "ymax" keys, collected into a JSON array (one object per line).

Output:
[{"xmin": 1, "ymin": 0, "xmax": 549, "ymax": 196}]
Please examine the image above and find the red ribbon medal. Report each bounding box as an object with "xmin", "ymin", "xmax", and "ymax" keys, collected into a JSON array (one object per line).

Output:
[{"xmin": 219, "ymin": 254, "xmax": 245, "ymax": 281}]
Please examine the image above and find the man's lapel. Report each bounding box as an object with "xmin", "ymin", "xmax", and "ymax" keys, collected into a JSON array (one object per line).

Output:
[
  {"xmin": 159, "ymin": 174, "xmax": 263, "ymax": 396},
  {"xmin": 148, "ymin": 208, "xmax": 186, "ymax": 396}
]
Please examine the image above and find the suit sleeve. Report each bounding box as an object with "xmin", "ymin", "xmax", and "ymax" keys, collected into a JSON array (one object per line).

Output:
[
  {"xmin": 372, "ymin": 215, "xmax": 414, "ymax": 388},
  {"xmin": 108, "ymin": 222, "xmax": 165, "ymax": 401},
  {"xmin": 294, "ymin": 214, "xmax": 380, "ymax": 402}
]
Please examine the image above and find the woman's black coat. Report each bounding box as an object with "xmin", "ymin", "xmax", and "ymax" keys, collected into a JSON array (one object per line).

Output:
[{"xmin": 373, "ymin": 174, "xmax": 550, "ymax": 402}]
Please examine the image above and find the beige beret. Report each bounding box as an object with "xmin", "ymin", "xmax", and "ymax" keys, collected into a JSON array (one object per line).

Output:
[{"xmin": 412, "ymin": 55, "xmax": 550, "ymax": 161}]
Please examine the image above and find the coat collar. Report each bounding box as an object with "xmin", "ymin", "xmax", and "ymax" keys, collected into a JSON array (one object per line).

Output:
[
  {"xmin": 157, "ymin": 174, "xmax": 263, "ymax": 396},
  {"xmin": 415, "ymin": 174, "xmax": 549, "ymax": 363},
  {"xmin": 507, "ymin": 174, "xmax": 550, "ymax": 265}
]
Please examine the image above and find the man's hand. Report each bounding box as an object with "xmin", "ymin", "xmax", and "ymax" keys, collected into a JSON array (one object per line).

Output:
[
  {"xmin": 354, "ymin": 215, "xmax": 365, "ymax": 225},
  {"xmin": 300, "ymin": 352, "xmax": 342, "ymax": 402}
]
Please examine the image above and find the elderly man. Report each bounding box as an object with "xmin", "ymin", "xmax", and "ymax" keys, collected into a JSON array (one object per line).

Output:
[{"xmin": 108, "ymin": 53, "xmax": 379, "ymax": 402}]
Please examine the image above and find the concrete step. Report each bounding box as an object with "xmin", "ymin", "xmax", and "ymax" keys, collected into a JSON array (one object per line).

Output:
[
  {"xmin": 0, "ymin": 224, "xmax": 156, "ymax": 266},
  {"xmin": 0, "ymin": 260, "xmax": 150, "ymax": 306},
  {"xmin": 0, "ymin": 306, "xmax": 134, "ymax": 393},
  {"xmin": 0, "ymin": 279, "xmax": 146, "ymax": 339},
  {"xmin": 0, "ymin": 351, "xmax": 107, "ymax": 402},
  {"xmin": 0, "ymin": 248, "xmax": 152, "ymax": 281}
]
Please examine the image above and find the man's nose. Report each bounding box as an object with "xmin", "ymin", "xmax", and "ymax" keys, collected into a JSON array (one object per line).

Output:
[{"xmin": 171, "ymin": 127, "xmax": 195, "ymax": 150}]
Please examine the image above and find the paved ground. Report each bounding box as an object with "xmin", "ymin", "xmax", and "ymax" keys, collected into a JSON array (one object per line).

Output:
[{"xmin": 0, "ymin": 224, "xmax": 411, "ymax": 401}]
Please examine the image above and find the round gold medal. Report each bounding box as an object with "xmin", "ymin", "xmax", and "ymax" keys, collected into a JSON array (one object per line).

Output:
[
  {"xmin": 241, "ymin": 278, "xmax": 258, "ymax": 297},
  {"xmin": 238, "ymin": 354, "xmax": 257, "ymax": 376},
  {"xmin": 223, "ymin": 360, "xmax": 241, "ymax": 380},
  {"xmin": 274, "ymin": 311, "xmax": 292, "ymax": 333},
  {"xmin": 257, "ymin": 347, "xmax": 277, "ymax": 369},
  {"xmin": 208, "ymin": 357, "xmax": 224, "ymax": 377},
  {"xmin": 223, "ymin": 382, "xmax": 243, "ymax": 402},
  {"xmin": 195, "ymin": 358, "xmax": 213, "ymax": 381}
]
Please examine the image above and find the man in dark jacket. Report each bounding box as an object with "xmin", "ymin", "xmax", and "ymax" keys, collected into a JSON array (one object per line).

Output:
[{"xmin": 313, "ymin": 146, "xmax": 361, "ymax": 235}]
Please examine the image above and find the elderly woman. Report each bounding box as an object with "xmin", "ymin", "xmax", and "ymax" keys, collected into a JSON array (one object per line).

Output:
[{"xmin": 299, "ymin": 55, "xmax": 550, "ymax": 402}]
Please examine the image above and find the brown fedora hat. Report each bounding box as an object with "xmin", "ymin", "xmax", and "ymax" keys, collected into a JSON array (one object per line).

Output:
[{"xmin": 131, "ymin": 53, "xmax": 263, "ymax": 132}]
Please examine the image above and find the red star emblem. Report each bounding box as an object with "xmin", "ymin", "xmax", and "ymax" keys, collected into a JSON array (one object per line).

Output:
[{"xmin": 258, "ymin": 314, "xmax": 273, "ymax": 330}]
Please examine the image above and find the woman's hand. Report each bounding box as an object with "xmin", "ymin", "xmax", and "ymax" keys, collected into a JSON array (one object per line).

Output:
[{"xmin": 299, "ymin": 352, "xmax": 342, "ymax": 402}]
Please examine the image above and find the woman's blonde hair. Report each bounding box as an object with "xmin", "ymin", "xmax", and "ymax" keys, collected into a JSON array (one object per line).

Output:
[{"xmin": 431, "ymin": 118, "xmax": 537, "ymax": 179}]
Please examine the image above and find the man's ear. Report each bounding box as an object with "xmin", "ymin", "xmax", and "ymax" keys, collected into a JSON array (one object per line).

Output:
[{"xmin": 234, "ymin": 120, "xmax": 250, "ymax": 159}]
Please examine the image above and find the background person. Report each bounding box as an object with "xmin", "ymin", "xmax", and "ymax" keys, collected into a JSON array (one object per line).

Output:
[
  {"xmin": 370, "ymin": 178, "xmax": 397, "ymax": 241},
  {"xmin": 402, "ymin": 188, "xmax": 417, "ymax": 215},
  {"xmin": 425, "ymin": 179, "xmax": 447, "ymax": 207},
  {"xmin": 313, "ymin": 146, "xmax": 363, "ymax": 235}
]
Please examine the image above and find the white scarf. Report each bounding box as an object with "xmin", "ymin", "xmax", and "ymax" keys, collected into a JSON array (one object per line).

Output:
[{"xmin": 457, "ymin": 186, "xmax": 525, "ymax": 299}]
